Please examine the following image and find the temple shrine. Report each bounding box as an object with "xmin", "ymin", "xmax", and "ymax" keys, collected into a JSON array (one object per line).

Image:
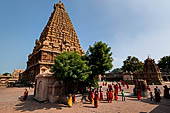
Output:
[
  {"xmin": 134, "ymin": 57, "xmax": 164, "ymax": 85},
  {"xmin": 22, "ymin": 1, "xmax": 84, "ymax": 82}
]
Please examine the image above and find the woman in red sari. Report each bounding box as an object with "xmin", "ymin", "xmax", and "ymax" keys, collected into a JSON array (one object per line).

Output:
[
  {"xmin": 137, "ymin": 90, "xmax": 141, "ymax": 100},
  {"xmin": 114, "ymin": 92, "xmax": 118, "ymax": 101},
  {"xmin": 115, "ymin": 84, "xmax": 119, "ymax": 94},
  {"xmin": 23, "ymin": 89, "xmax": 28, "ymax": 101},
  {"xmin": 119, "ymin": 83, "xmax": 122, "ymax": 91},
  {"xmin": 126, "ymin": 83, "xmax": 129, "ymax": 89},
  {"xmin": 103, "ymin": 82, "xmax": 105, "ymax": 86},
  {"xmin": 109, "ymin": 90, "xmax": 113, "ymax": 103},
  {"xmin": 122, "ymin": 82, "xmax": 125, "ymax": 87},
  {"xmin": 99, "ymin": 87, "xmax": 103, "ymax": 101}
]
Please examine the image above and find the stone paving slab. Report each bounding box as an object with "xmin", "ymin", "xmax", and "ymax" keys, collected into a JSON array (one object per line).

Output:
[{"xmin": 0, "ymin": 84, "xmax": 170, "ymax": 113}]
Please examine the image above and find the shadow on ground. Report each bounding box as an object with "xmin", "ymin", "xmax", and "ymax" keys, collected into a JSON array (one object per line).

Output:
[
  {"xmin": 148, "ymin": 97, "xmax": 170, "ymax": 113},
  {"xmin": 14, "ymin": 95, "xmax": 170, "ymax": 113},
  {"xmin": 15, "ymin": 95, "xmax": 69, "ymax": 112},
  {"xmin": 126, "ymin": 96, "xmax": 170, "ymax": 113},
  {"xmin": 135, "ymin": 96, "xmax": 170, "ymax": 113}
]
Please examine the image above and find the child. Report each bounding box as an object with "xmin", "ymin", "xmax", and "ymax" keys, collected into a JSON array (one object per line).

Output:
[
  {"xmin": 121, "ymin": 89, "xmax": 125, "ymax": 101},
  {"xmin": 150, "ymin": 91, "xmax": 153, "ymax": 101}
]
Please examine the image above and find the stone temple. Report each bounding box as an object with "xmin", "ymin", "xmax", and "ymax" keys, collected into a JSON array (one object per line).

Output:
[
  {"xmin": 134, "ymin": 57, "xmax": 163, "ymax": 85},
  {"xmin": 22, "ymin": 2, "xmax": 84, "ymax": 82}
]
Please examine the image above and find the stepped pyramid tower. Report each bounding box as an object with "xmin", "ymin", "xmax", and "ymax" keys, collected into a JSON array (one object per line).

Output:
[
  {"xmin": 23, "ymin": 2, "xmax": 84, "ymax": 82},
  {"xmin": 134, "ymin": 57, "xmax": 163, "ymax": 85}
]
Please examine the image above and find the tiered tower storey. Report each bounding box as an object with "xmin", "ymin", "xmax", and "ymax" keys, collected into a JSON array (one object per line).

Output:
[{"xmin": 23, "ymin": 2, "xmax": 84, "ymax": 82}]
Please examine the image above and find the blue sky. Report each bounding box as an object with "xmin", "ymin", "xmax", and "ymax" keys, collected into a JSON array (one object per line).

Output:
[{"xmin": 0, "ymin": 0, "xmax": 170, "ymax": 74}]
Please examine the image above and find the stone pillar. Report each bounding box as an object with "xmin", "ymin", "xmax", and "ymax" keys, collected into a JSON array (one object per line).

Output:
[
  {"xmin": 134, "ymin": 80, "xmax": 148, "ymax": 97},
  {"xmin": 34, "ymin": 79, "xmax": 37, "ymax": 96}
]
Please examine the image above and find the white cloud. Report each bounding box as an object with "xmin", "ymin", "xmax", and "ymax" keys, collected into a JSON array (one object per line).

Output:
[{"xmin": 98, "ymin": 0, "xmax": 170, "ymax": 68}]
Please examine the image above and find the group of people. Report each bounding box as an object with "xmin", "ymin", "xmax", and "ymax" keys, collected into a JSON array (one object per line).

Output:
[
  {"xmin": 102, "ymin": 81, "xmax": 129, "ymax": 89},
  {"xmin": 22, "ymin": 81, "xmax": 170, "ymax": 109},
  {"xmin": 88, "ymin": 81, "xmax": 169, "ymax": 108},
  {"xmin": 136, "ymin": 85, "xmax": 161, "ymax": 102},
  {"xmin": 68, "ymin": 84, "xmax": 170, "ymax": 108},
  {"xmin": 88, "ymin": 81, "xmax": 129, "ymax": 108},
  {"xmin": 106, "ymin": 82, "xmax": 127, "ymax": 102},
  {"xmin": 88, "ymin": 87, "xmax": 102, "ymax": 108},
  {"xmin": 106, "ymin": 84, "xmax": 118, "ymax": 102},
  {"xmin": 154, "ymin": 86, "xmax": 161, "ymax": 102},
  {"xmin": 146, "ymin": 85, "xmax": 161, "ymax": 102}
]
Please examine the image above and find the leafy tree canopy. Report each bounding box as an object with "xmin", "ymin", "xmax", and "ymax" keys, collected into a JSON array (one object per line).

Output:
[
  {"xmin": 86, "ymin": 41, "xmax": 113, "ymax": 77},
  {"xmin": 122, "ymin": 56, "xmax": 144, "ymax": 73},
  {"xmin": 2, "ymin": 73, "xmax": 11, "ymax": 76},
  {"xmin": 112, "ymin": 68, "xmax": 123, "ymax": 73},
  {"xmin": 51, "ymin": 52, "xmax": 91, "ymax": 83},
  {"xmin": 158, "ymin": 55, "xmax": 170, "ymax": 71}
]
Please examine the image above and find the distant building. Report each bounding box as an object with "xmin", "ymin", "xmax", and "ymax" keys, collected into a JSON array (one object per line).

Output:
[
  {"xmin": 158, "ymin": 66, "xmax": 170, "ymax": 81},
  {"xmin": 134, "ymin": 57, "xmax": 163, "ymax": 85},
  {"xmin": 104, "ymin": 72, "xmax": 123, "ymax": 81},
  {"xmin": 161, "ymin": 71, "xmax": 170, "ymax": 81},
  {"xmin": 104, "ymin": 57, "xmax": 164, "ymax": 85},
  {"xmin": 0, "ymin": 69, "xmax": 24, "ymax": 87}
]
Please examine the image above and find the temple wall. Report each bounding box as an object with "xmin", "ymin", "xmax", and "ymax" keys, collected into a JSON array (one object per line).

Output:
[{"xmin": 35, "ymin": 73, "xmax": 64, "ymax": 103}]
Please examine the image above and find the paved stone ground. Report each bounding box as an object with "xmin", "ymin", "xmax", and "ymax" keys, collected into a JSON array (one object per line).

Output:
[{"xmin": 1, "ymin": 83, "xmax": 170, "ymax": 113}]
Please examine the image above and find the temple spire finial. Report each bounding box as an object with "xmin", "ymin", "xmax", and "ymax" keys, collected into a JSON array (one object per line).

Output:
[{"xmin": 147, "ymin": 54, "xmax": 151, "ymax": 59}]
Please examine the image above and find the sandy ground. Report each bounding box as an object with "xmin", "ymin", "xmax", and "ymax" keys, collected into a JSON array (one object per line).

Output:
[{"xmin": 1, "ymin": 83, "xmax": 170, "ymax": 113}]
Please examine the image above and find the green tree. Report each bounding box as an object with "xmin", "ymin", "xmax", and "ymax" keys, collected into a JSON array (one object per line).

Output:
[
  {"xmin": 86, "ymin": 41, "xmax": 113, "ymax": 80},
  {"xmin": 158, "ymin": 55, "xmax": 170, "ymax": 71},
  {"xmin": 51, "ymin": 51, "xmax": 91, "ymax": 94},
  {"xmin": 112, "ymin": 68, "xmax": 123, "ymax": 73},
  {"xmin": 2, "ymin": 73, "xmax": 11, "ymax": 76},
  {"xmin": 122, "ymin": 56, "xmax": 144, "ymax": 73}
]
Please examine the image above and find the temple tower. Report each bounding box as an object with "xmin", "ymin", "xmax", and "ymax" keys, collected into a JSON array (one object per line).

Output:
[
  {"xmin": 134, "ymin": 57, "xmax": 163, "ymax": 85},
  {"xmin": 23, "ymin": 2, "xmax": 84, "ymax": 82}
]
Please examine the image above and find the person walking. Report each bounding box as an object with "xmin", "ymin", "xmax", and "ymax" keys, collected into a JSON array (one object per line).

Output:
[
  {"xmin": 88, "ymin": 88, "xmax": 92, "ymax": 102},
  {"xmin": 106, "ymin": 89, "xmax": 109, "ymax": 103},
  {"xmin": 68, "ymin": 94, "xmax": 72, "ymax": 107},
  {"xmin": 94, "ymin": 90, "xmax": 99, "ymax": 108},
  {"xmin": 150, "ymin": 91, "xmax": 154, "ymax": 101},
  {"xmin": 99, "ymin": 87, "xmax": 103, "ymax": 101},
  {"xmin": 109, "ymin": 90, "xmax": 113, "ymax": 103},
  {"xmin": 23, "ymin": 89, "xmax": 28, "ymax": 101},
  {"xmin": 91, "ymin": 90, "xmax": 95, "ymax": 104},
  {"xmin": 154, "ymin": 86, "xmax": 161, "ymax": 102},
  {"xmin": 119, "ymin": 84, "xmax": 122, "ymax": 91},
  {"xmin": 122, "ymin": 81, "xmax": 125, "ymax": 87},
  {"xmin": 114, "ymin": 91, "xmax": 118, "ymax": 101},
  {"xmin": 137, "ymin": 89, "xmax": 141, "ymax": 100},
  {"xmin": 126, "ymin": 83, "xmax": 129, "ymax": 89},
  {"xmin": 121, "ymin": 89, "xmax": 125, "ymax": 101}
]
